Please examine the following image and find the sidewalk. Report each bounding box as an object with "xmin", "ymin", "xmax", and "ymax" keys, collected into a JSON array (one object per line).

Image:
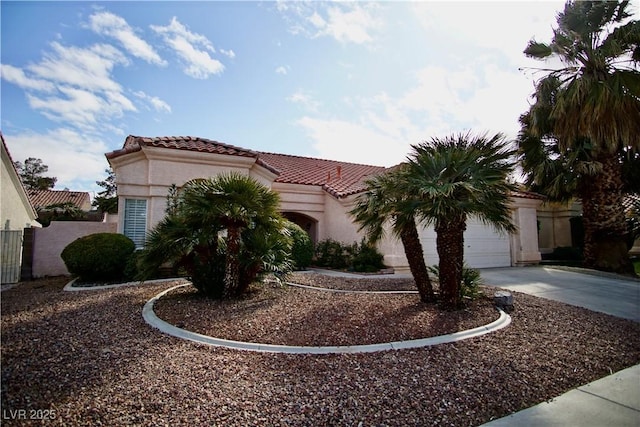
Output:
[{"xmin": 479, "ymin": 364, "xmax": 640, "ymax": 427}]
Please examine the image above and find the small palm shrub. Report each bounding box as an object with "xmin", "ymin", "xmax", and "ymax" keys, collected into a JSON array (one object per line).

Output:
[
  {"xmin": 137, "ymin": 174, "xmax": 293, "ymax": 299},
  {"xmin": 428, "ymin": 264, "xmax": 483, "ymax": 300},
  {"xmin": 61, "ymin": 233, "xmax": 135, "ymax": 281},
  {"xmin": 284, "ymin": 221, "xmax": 314, "ymax": 270}
]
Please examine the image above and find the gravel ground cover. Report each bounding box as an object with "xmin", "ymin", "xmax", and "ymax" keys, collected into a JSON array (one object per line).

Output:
[
  {"xmin": 153, "ymin": 273, "xmax": 497, "ymax": 346},
  {"xmin": 2, "ymin": 274, "xmax": 639, "ymax": 426}
]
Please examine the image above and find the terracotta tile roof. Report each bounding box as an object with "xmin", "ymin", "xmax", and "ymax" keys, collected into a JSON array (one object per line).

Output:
[
  {"xmin": 512, "ymin": 189, "xmax": 547, "ymax": 200},
  {"xmin": 107, "ymin": 135, "xmax": 388, "ymax": 198},
  {"xmin": 28, "ymin": 189, "xmax": 91, "ymax": 211},
  {"xmin": 106, "ymin": 135, "xmax": 261, "ymax": 160},
  {"xmin": 257, "ymin": 152, "xmax": 387, "ymax": 198}
]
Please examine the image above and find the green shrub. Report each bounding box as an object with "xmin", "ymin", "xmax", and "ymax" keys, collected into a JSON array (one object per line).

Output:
[
  {"xmin": 61, "ymin": 233, "xmax": 135, "ymax": 281},
  {"xmin": 428, "ymin": 264, "xmax": 483, "ymax": 300},
  {"xmin": 352, "ymin": 241, "xmax": 385, "ymax": 272},
  {"xmin": 284, "ymin": 221, "xmax": 314, "ymax": 270},
  {"xmin": 314, "ymin": 238, "xmax": 386, "ymax": 272},
  {"xmin": 314, "ymin": 238, "xmax": 351, "ymax": 269}
]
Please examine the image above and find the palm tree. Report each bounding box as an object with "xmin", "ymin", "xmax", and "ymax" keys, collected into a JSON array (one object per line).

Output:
[
  {"xmin": 523, "ymin": 0, "xmax": 640, "ymax": 273},
  {"xmin": 180, "ymin": 174, "xmax": 284, "ymax": 297},
  {"xmin": 406, "ymin": 132, "xmax": 517, "ymax": 309},
  {"xmin": 350, "ymin": 168, "xmax": 436, "ymax": 302},
  {"xmin": 139, "ymin": 173, "xmax": 291, "ymax": 298}
]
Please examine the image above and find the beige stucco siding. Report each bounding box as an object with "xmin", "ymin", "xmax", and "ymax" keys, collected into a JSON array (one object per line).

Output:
[
  {"xmin": 510, "ymin": 197, "xmax": 543, "ymax": 265},
  {"xmin": 272, "ymin": 183, "xmax": 325, "ymax": 219},
  {"xmin": 1, "ymin": 143, "xmax": 39, "ymax": 230},
  {"xmin": 320, "ymin": 194, "xmax": 361, "ymax": 244},
  {"xmin": 537, "ymin": 201, "xmax": 582, "ymax": 252}
]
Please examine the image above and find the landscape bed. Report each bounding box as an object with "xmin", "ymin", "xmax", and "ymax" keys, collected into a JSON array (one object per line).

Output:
[{"xmin": 2, "ymin": 274, "xmax": 639, "ymax": 426}]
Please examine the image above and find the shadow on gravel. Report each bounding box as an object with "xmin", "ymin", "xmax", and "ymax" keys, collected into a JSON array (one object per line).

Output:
[
  {"xmin": 2, "ymin": 277, "xmax": 640, "ymax": 426},
  {"xmin": 1, "ymin": 278, "xmax": 182, "ymax": 424}
]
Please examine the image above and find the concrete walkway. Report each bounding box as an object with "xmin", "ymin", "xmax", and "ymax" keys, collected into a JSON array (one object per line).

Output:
[
  {"xmin": 480, "ymin": 266, "xmax": 640, "ymax": 322},
  {"xmin": 478, "ymin": 266, "xmax": 640, "ymax": 427},
  {"xmin": 479, "ymin": 364, "xmax": 640, "ymax": 427}
]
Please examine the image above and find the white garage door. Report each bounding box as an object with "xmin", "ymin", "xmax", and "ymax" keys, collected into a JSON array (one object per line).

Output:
[{"xmin": 418, "ymin": 218, "xmax": 511, "ymax": 268}]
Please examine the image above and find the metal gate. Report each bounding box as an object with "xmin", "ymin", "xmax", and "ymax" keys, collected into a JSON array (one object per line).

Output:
[{"xmin": 1, "ymin": 230, "xmax": 23, "ymax": 284}]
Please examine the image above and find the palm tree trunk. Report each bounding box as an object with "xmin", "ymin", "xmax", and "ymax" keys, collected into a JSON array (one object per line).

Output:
[
  {"xmin": 399, "ymin": 219, "xmax": 435, "ymax": 303},
  {"xmin": 435, "ymin": 216, "xmax": 466, "ymax": 309},
  {"xmin": 223, "ymin": 226, "xmax": 241, "ymax": 298},
  {"xmin": 580, "ymin": 151, "xmax": 633, "ymax": 274}
]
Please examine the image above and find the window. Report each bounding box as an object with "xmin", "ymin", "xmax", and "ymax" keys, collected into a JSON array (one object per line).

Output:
[{"xmin": 123, "ymin": 199, "xmax": 147, "ymax": 248}]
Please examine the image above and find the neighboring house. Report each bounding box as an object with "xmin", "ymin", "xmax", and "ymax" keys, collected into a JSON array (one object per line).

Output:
[
  {"xmin": 28, "ymin": 189, "xmax": 92, "ymax": 212},
  {"xmin": 106, "ymin": 135, "xmax": 543, "ymax": 270},
  {"xmin": 1, "ymin": 134, "xmax": 40, "ymax": 283},
  {"xmin": 539, "ymin": 198, "xmax": 640, "ymax": 256},
  {"xmin": 0, "ymin": 135, "xmax": 39, "ymax": 230}
]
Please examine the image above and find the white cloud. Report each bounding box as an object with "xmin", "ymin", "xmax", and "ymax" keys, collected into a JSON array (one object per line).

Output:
[
  {"xmin": 287, "ymin": 90, "xmax": 320, "ymax": 112},
  {"xmin": 295, "ymin": 53, "xmax": 542, "ymax": 166},
  {"xmin": 89, "ymin": 11, "xmax": 167, "ymax": 66},
  {"xmin": 411, "ymin": 1, "xmax": 564, "ymax": 66},
  {"xmin": 308, "ymin": 11, "xmax": 326, "ymax": 29},
  {"xmin": 0, "ymin": 64, "xmax": 55, "ymax": 92},
  {"xmin": 151, "ymin": 17, "xmax": 225, "ymax": 78},
  {"xmin": 321, "ymin": 4, "xmax": 381, "ymax": 44},
  {"xmin": 133, "ymin": 90, "xmax": 172, "ymax": 113},
  {"xmin": 28, "ymin": 42, "xmax": 128, "ymax": 93},
  {"xmin": 3, "ymin": 128, "xmax": 110, "ymax": 192},
  {"xmin": 10, "ymin": 42, "xmax": 138, "ymax": 128},
  {"xmin": 275, "ymin": 65, "xmax": 289, "ymax": 75},
  {"xmin": 297, "ymin": 116, "xmax": 410, "ymax": 167},
  {"xmin": 278, "ymin": 2, "xmax": 382, "ymax": 45},
  {"xmin": 27, "ymin": 85, "xmax": 135, "ymax": 128},
  {"xmin": 220, "ymin": 48, "xmax": 236, "ymax": 59}
]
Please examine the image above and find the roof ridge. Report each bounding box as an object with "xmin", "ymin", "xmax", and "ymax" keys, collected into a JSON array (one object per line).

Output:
[
  {"xmin": 139, "ymin": 135, "xmax": 259, "ymax": 155},
  {"xmin": 258, "ymin": 150, "xmax": 386, "ymax": 168}
]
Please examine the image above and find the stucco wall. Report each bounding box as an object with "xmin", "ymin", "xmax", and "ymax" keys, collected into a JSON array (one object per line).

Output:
[
  {"xmin": 32, "ymin": 222, "xmax": 117, "ymax": 278},
  {"xmin": 1, "ymin": 147, "xmax": 39, "ymax": 231},
  {"xmin": 112, "ymin": 146, "xmax": 277, "ymax": 234},
  {"xmin": 537, "ymin": 201, "xmax": 582, "ymax": 252},
  {"xmin": 321, "ymin": 194, "xmax": 362, "ymax": 244},
  {"xmin": 510, "ymin": 197, "xmax": 543, "ymax": 265}
]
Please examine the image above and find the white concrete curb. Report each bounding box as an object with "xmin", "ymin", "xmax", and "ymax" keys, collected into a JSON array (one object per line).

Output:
[
  {"xmin": 286, "ymin": 282, "xmax": 419, "ymax": 294},
  {"xmin": 143, "ymin": 283, "xmax": 511, "ymax": 354},
  {"xmin": 64, "ymin": 277, "xmax": 188, "ymax": 292}
]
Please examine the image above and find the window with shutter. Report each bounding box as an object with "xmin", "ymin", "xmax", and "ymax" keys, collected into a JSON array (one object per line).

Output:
[{"xmin": 123, "ymin": 199, "xmax": 147, "ymax": 248}]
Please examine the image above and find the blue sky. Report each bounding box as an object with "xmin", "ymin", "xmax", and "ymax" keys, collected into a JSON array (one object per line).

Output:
[{"xmin": 1, "ymin": 0, "xmax": 579, "ymax": 195}]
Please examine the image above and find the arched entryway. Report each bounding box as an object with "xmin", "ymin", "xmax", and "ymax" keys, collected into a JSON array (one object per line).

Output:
[{"xmin": 281, "ymin": 212, "xmax": 318, "ymax": 244}]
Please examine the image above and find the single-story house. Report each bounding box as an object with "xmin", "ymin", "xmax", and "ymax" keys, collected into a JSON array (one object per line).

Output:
[{"xmin": 106, "ymin": 135, "xmax": 544, "ymax": 271}]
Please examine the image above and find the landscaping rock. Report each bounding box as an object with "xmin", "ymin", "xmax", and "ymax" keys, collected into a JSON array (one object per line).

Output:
[{"xmin": 494, "ymin": 290, "xmax": 514, "ymax": 312}]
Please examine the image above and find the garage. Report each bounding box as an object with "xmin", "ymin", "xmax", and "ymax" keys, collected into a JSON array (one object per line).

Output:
[{"xmin": 418, "ymin": 217, "xmax": 512, "ymax": 269}]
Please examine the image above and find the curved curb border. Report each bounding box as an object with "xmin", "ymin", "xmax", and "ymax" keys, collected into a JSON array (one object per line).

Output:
[
  {"xmin": 286, "ymin": 282, "xmax": 419, "ymax": 294},
  {"xmin": 143, "ymin": 283, "xmax": 511, "ymax": 354},
  {"xmin": 64, "ymin": 277, "xmax": 188, "ymax": 292}
]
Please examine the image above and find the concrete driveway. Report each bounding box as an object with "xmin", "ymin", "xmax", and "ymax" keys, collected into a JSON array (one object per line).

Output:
[{"xmin": 480, "ymin": 266, "xmax": 640, "ymax": 322}]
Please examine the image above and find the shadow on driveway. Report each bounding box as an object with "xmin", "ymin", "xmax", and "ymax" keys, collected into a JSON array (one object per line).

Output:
[{"xmin": 480, "ymin": 266, "xmax": 640, "ymax": 322}]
